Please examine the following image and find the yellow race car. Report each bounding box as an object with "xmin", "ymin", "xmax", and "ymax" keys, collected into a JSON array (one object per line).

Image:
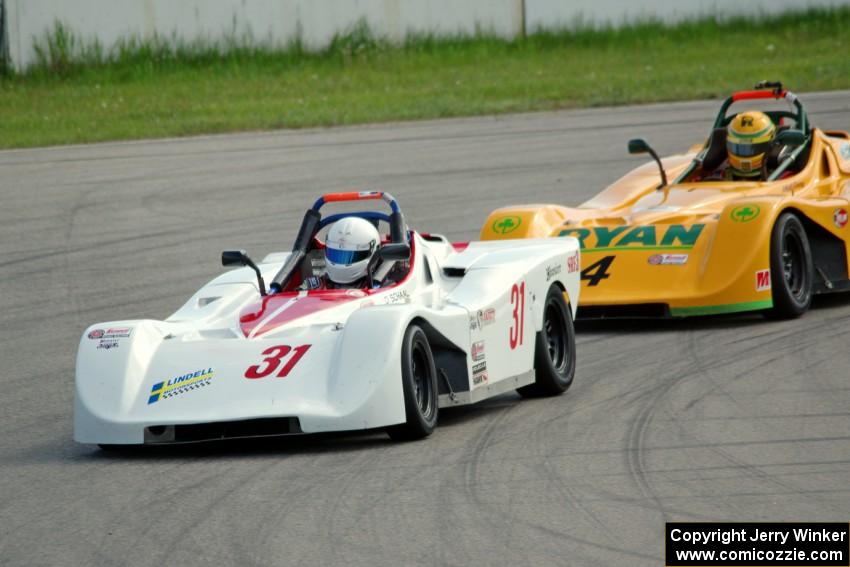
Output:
[{"xmin": 481, "ymin": 83, "xmax": 850, "ymax": 318}]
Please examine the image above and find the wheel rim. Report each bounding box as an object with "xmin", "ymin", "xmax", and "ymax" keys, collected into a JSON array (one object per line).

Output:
[
  {"xmin": 543, "ymin": 297, "xmax": 569, "ymax": 374},
  {"xmin": 781, "ymin": 228, "xmax": 807, "ymax": 300},
  {"xmin": 411, "ymin": 341, "xmax": 435, "ymax": 420}
]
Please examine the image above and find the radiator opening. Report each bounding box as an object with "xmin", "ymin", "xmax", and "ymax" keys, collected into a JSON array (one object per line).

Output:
[{"xmin": 144, "ymin": 417, "xmax": 302, "ymax": 444}]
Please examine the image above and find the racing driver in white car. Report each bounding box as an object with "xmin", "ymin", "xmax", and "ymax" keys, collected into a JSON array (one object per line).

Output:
[{"xmin": 301, "ymin": 217, "xmax": 408, "ymax": 290}]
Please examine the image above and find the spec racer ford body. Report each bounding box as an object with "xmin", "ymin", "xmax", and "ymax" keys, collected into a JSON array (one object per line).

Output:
[
  {"xmin": 75, "ymin": 192, "xmax": 581, "ymax": 446},
  {"xmin": 481, "ymin": 83, "xmax": 850, "ymax": 319}
]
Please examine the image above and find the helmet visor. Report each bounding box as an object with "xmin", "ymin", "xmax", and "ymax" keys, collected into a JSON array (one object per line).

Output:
[
  {"xmin": 727, "ymin": 140, "xmax": 770, "ymax": 158},
  {"xmin": 326, "ymin": 247, "xmax": 371, "ymax": 265}
]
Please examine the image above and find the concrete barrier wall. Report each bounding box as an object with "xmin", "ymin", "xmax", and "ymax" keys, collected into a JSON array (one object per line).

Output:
[
  {"xmin": 4, "ymin": 0, "xmax": 524, "ymax": 70},
  {"xmin": 3, "ymin": 0, "xmax": 845, "ymax": 71},
  {"xmin": 526, "ymin": 0, "xmax": 850, "ymax": 30}
]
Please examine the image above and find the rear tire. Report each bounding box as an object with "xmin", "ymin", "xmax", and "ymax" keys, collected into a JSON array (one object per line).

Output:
[
  {"xmin": 387, "ymin": 324, "xmax": 439, "ymax": 441},
  {"xmin": 765, "ymin": 213, "xmax": 813, "ymax": 319},
  {"xmin": 518, "ymin": 285, "xmax": 576, "ymax": 398}
]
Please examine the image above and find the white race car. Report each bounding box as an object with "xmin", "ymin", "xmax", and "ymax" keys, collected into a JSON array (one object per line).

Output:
[{"xmin": 75, "ymin": 192, "xmax": 581, "ymax": 447}]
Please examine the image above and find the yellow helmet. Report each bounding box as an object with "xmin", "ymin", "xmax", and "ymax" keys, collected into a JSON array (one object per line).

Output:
[{"xmin": 727, "ymin": 111, "xmax": 776, "ymax": 177}]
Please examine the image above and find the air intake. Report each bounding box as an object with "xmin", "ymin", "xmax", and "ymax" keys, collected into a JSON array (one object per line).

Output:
[{"xmin": 144, "ymin": 417, "xmax": 302, "ymax": 444}]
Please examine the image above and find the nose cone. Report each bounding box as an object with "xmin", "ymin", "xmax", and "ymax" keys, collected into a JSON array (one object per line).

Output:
[{"xmin": 76, "ymin": 328, "xmax": 341, "ymax": 444}]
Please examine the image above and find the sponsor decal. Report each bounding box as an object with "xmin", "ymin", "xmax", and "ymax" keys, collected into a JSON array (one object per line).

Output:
[
  {"xmin": 756, "ymin": 269, "xmax": 771, "ymax": 292},
  {"xmin": 730, "ymin": 205, "xmax": 760, "ymax": 223},
  {"xmin": 558, "ymin": 224, "xmax": 705, "ymax": 251},
  {"xmin": 472, "ymin": 369, "xmax": 488, "ymax": 386},
  {"xmin": 471, "ymin": 341, "xmax": 485, "ymax": 362},
  {"xmin": 345, "ymin": 289, "xmax": 367, "ymax": 298},
  {"xmin": 545, "ymin": 264, "xmax": 562, "ymax": 281},
  {"xmin": 472, "ymin": 361, "xmax": 487, "ymax": 374},
  {"xmin": 89, "ymin": 327, "xmax": 132, "ymax": 349},
  {"xmin": 469, "ymin": 308, "xmax": 496, "ymax": 331},
  {"xmin": 358, "ymin": 191, "xmax": 380, "ymax": 198},
  {"xmin": 306, "ymin": 276, "xmax": 322, "ymax": 290},
  {"xmin": 383, "ymin": 289, "xmax": 410, "ymax": 304},
  {"xmin": 834, "ymin": 208, "xmax": 848, "ymax": 229},
  {"xmin": 647, "ymin": 253, "xmax": 688, "ymax": 266},
  {"xmin": 148, "ymin": 367, "xmax": 214, "ymax": 405},
  {"xmin": 567, "ymin": 251, "xmax": 580, "ymax": 274},
  {"xmin": 101, "ymin": 327, "xmax": 132, "ymax": 339},
  {"xmin": 491, "ymin": 215, "xmax": 522, "ymax": 235}
]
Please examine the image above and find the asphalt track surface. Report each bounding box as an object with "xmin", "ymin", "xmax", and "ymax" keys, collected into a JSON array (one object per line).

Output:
[{"xmin": 3, "ymin": 92, "xmax": 850, "ymax": 567}]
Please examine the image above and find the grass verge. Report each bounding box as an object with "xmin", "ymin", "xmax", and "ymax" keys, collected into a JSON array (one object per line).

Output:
[{"xmin": 2, "ymin": 9, "xmax": 850, "ymax": 149}]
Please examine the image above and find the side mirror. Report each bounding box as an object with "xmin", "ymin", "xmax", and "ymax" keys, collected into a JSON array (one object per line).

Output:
[
  {"xmin": 628, "ymin": 138, "xmax": 652, "ymax": 155},
  {"xmin": 221, "ymin": 249, "xmax": 267, "ymax": 296},
  {"xmin": 627, "ymin": 138, "xmax": 668, "ymax": 189},
  {"xmin": 379, "ymin": 243, "xmax": 411, "ymax": 261},
  {"xmin": 776, "ymin": 129, "xmax": 806, "ymax": 147},
  {"xmin": 222, "ymin": 249, "xmax": 249, "ymax": 267}
]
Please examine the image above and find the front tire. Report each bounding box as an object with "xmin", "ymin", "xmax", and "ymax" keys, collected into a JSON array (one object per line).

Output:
[
  {"xmin": 387, "ymin": 324, "xmax": 439, "ymax": 441},
  {"xmin": 765, "ymin": 213, "xmax": 813, "ymax": 319},
  {"xmin": 518, "ymin": 285, "xmax": 576, "ymax": 398}
]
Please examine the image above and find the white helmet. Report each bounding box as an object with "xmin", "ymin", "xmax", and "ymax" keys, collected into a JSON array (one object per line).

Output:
[{"xmin": 325, "ymin": 217, "xmax": 380, "ymax": 284}]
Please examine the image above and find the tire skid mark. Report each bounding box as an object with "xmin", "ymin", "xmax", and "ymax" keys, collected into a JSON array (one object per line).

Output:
[
  {"xmin": 680, "ymin": 327, "xmax": 747, "ymax": 412},
  {"xmin": 536, "ymin": 414, "xmax": 619, "ymax": 543},
  {"xmin": 704, "ymin": 444, "xmax": 848, "ymax": 516},
  {"xmin": 624, "ymin": 377, "xmax": 677, "ymax": 523},
  {"xmin": 461, "ymin": 403, "xmax": 660, "ymax": 563},
  {"xmin": 621, "ymin": 325, "xmax": 723, "ymax": 522},
  {"xmin": 674, "ymin": 319, "xmax": 849, "ymax": 518},
  {"xmin": 462, "ymin": 405, "xmax": 521, "ymax": 560}
]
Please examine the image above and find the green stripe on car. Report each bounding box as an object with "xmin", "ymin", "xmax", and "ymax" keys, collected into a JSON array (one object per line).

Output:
[{"xmin": 670, "ymin": 300, "xmax": 773, "ymax": 316}]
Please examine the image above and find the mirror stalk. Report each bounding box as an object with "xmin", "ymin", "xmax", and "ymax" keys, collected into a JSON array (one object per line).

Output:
[
  {"xmin": 646, "ymin": 146, "xmax": 668, "ymax": 190},
  {"xmin": 244, "ymin": 258, "xmax": 267, "ymax": 297},
  {"xmin": 222, "ymin": 250, "xmax": 267, "ymax": 296},
  {"xmin": 628, "ymin": 138, "xmax": 668, "ymax": 190}
]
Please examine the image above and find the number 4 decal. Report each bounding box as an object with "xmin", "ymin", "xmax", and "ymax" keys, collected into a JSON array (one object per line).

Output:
[
  {"xmin": 580, "ymin": 256, "xmax": 615, "ymax": 286},
  {"xmin": 510, "ymin": 281, "xmax": 525, "ymax": 349},
  {"xmin": 245, "ymin": 344, "xmax": 311, "ymax": 379}
]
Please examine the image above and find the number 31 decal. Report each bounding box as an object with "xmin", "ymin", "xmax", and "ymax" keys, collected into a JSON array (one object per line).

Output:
[
  {"xmin": 245, "ymin": 344, "xmax": 311, "ymax": 379},
  {"xmin": 510, "ymin": 281, "xmax": 525, "ymax": 349}
]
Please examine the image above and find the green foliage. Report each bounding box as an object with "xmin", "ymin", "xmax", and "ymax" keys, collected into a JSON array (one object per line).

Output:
[{"xmin": 2, "ymin": 7, "xmax": 850, "ymax": 148}]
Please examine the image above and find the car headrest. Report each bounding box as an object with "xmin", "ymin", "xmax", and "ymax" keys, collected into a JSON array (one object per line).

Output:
[{"xmin": 701, "ymin": 127, "xmax": 728, "ymax": 172}]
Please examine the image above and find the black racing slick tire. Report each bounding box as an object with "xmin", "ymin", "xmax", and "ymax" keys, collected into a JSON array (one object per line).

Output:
[
  {"xmin": 387, "ymin": 324, "xmax": 439, "ymax": 441},
  {"xmin": 518, "ymin": 285, "xmax": 576, "ymax": 398},
  {"xmin": 765, "ymin": 213, "xmax": 813, "ymax": 320}
]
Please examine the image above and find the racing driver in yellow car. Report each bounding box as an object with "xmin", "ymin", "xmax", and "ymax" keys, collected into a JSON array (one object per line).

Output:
[{"xmin": 695, "ymin": 110, "xmax": 794, "ymax": 182}]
